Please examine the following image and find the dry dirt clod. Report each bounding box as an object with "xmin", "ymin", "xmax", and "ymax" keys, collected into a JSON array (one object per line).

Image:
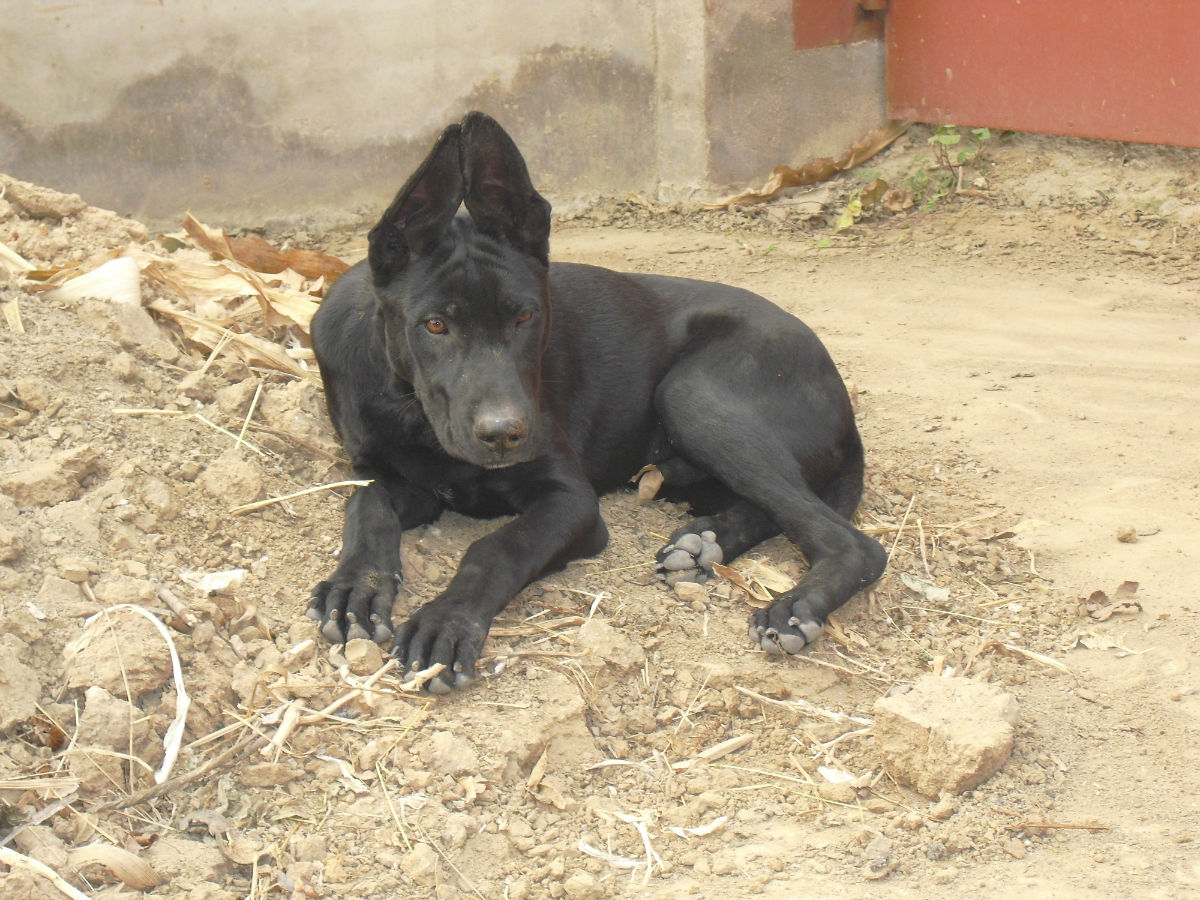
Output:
[{"xmin": 873, "ymin": 674, "xmax": 1019, "ymax": 797}]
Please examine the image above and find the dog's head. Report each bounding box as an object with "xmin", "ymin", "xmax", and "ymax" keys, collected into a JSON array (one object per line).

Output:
[{"xmin": 366, "ymin": 112, "xmax": 552, "ymax": 469}]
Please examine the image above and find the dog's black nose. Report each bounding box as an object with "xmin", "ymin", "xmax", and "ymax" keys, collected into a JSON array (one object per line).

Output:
[{"xmin": 474, "ymin": 411, "xmax": 529, "ymax": 453}]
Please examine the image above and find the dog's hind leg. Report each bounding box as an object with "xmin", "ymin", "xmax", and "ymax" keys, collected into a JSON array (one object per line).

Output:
[{"xmin": 655, "ymin": 366, "xmax": 886, "ymax": 654}]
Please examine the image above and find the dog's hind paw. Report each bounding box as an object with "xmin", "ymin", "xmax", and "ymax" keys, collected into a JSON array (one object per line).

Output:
[
  {"xmin": 749, "ymin": 600, "xmax": 824, "ymax": 656},
  {"xmin": 656, "ymin": 529, "xmax": 723, "ymax": 585}
]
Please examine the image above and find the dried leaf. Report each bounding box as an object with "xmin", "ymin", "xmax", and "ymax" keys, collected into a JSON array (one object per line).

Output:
[
  {"xmin": 988, "ymin": 519, "xmax": 1051, "ymax": 541},
  {"xmin": 712, "ymin": 562, "xmax": 772, "ymax": 608},
  {"xmin": 882, "ymin": 188, "xmax": 915, "ymax": 212},
  {"xmin": 526, "ymin": 747, "xmax": 549, "ymax": 792},
  {"xmin": 707, "ymin": 120, "xmax": 911, "ymax": 209},
  {"xmin": 899, "ymin": 572, "xmax": 949, "ymax": 603},
  {"xmin": 635, "ymin": 465, "xmax": 664, "ymax": 504},
  {"xmin": 1090, "ymin": 598, "xmax": 1142, "ymax": 622},
  {"xmin": 68, "ymin": 844, "xmax": 161, "ymax": 890},
  {"xmin": 220, "ymin": 833, "xmax": 267, "ymax": 866},
  {"xmin": 859, "ymin": 178, "xmax": 889, "ymax": 208}
]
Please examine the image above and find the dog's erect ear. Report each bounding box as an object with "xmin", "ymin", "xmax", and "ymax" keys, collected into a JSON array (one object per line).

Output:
[
  {"xmin": 460, "ymin": 112, "xmax": 551, "ymax": 267},
  {"xmin": 368, "ymin": 123, "xmax": 465, "ymax": 286}
]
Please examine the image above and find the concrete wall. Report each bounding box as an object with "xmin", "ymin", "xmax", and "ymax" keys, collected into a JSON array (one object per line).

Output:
[{"xmin": 0, "ymin": 0, "xmax": 884, "ymax": 229}]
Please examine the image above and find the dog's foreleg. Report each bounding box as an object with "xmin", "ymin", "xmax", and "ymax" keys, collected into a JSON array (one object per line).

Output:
[
  {"xmin": 392, "ymin": 481, "xmax": 607, "ymax": 693},
  {"xmin": 308, "ymin": 479, "xmax": 441, "ymax": 644}
]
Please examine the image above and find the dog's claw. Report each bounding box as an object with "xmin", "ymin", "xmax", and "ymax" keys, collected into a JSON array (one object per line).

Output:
[
  {"xmin": 749, "ymin": 597, "xmax": 825, "ymax": 656},
  {"xmin": 321, "ymin": 615, "xmax": 345, "ymax": 644}
]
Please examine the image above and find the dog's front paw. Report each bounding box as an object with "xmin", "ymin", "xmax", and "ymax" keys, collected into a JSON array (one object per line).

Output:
[
  {"xmin": 391, "ymin": 599, "xmax": 490, "ymax": 694},
  {"xmin": 308, "ymin": 570, "xmax": 400, "ymax": 644},
  {"xmin": 656, "ymin": 529, "xmax": 723, "ymax": 585},
  {"xmin": 748, "ymin": 595, "xmax": 824, "ymax": 656}
]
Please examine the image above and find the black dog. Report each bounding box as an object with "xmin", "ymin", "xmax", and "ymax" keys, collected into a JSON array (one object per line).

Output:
[{"xmin": 309, "ymin": 112, "xmax": 886, "ymax": 692}]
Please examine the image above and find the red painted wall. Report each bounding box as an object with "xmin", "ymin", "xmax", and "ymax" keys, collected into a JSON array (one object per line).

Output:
[{"xmin": 885, "ymin": 0, "xmax": 1200, "ymax": 148}]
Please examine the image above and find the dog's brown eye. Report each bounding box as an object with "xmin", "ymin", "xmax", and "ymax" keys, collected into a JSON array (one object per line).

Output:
[
  {"xmin": 425, "ymin": 318, "xmax": 448, "ymax": 335},
  {"xmin": 515, "ymin": 310, "xmax": 532, "ymax": 324}
]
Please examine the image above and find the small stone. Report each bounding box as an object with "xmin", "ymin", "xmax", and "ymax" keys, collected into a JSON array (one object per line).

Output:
[
  {"xmin": 344, "ymin": 638, "xmax": 385, "ymax": 675},
  {"xmin": 1004, "ymin": 837, "xmax": 1027, "ymax": 859},
  {"xmin": 56, "ymin": 556, "xmax": 93, "ymax": 583},
  {"xmin": 199, "ymin": 449, "xmax": 263, "ymax": 505},
  {"xmin": 576, "ymin": 617, "xmax": 646, "ymax": 674},
  {"xmin": 673, "ymin": 581, "xmax": 707, "ymax": 604},
  {"xmin": 816, "ymin": 781, "xmax": 857, "ymax": 804},
  {"xmin": 400, "ymin": 842, "xmax": 439, "ymax": 886},
  {"xmin": 0, "ymin": 525, "xmax": 24, "ymax": 562},
  {"xmin": 930, "ymin": 796, "xmax": 958, "ymax": 820},
  {"xmin": 1116, "ymin": 525, "xmax": 1138, "ymax": 543},
  {"xmin": 291, "ymin": 835, "xmax": 327, "ymax": 862},
  {"xmin": 0, "ymin": 652, "xmax": 41, "ymax": 730},
  {"xmin": 110, "ymin": 352, "xmax": 140, "ymax": 381},
  {"xmin": 422, "ymin": 730, "xmax": 479, "ymax": 776},
  {"xmin": 564, "ymin": 870, "xmax": 600, "ymax": 900},
  {"xmin": 0, "ymin": 445, "xmax": 100, "ymax": 507}
]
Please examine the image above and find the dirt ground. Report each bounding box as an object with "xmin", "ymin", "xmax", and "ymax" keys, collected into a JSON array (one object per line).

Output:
[{"xmin": 1, "ymin": 128, "xmax": 1199, "ymax": 899}]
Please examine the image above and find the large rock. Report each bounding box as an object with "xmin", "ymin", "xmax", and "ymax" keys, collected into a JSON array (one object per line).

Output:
[
  {"xmin": 873, "ymin": 675, "xmax": 1018, "ymax": 797},
  {"xmin": 0, "ymin": 445, "xmax": 100, "ymax": 507},
  {"xmin": 0, "ymin": 648, "xmax": 41, "ymax": 731}
]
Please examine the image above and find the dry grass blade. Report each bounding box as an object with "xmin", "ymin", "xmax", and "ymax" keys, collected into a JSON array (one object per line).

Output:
[
  {"xmin": 0, "ymin": 776, "xmax": 79, "ymax": 793},
  {"xmin": 229, "ymin": 479, "xmax": 373, "ymax": 516},
  {"xmin": 0, "ymin": 239, "xmax": 35, "ymax": 273},
  {"xmin": 672, "ymin": 733, "xmax": 754, "ymax": 770},
  {"xmin": 735, "ymin": 685, "xmax": 873, "ymax": 726},
  {"xmin": 78, "ymin": 604, "xmax": 190, "ymax": 784},
  {"xmin": 0, "ymin": 846, "xmax": 91, "ymax": 900},
  {"xmin": 3, "ymin": 297, "xmax": 23, "ymax": 333}
]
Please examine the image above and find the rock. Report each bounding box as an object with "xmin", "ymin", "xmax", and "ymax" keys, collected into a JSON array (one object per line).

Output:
[
  {"xmin": 35, "ymin": 574, "xmax": 82, "ymax": 610},
  {"xmin": 0, "ymin": 523, "xmax": 24, "ymax": 562},
  {"xmin": 575, "ymin": 617, "xmax": 646, "ymax": 674},
  {"xmin": 14, "ymin": 377, "xmax": 51, "ymax": 411},
  {"xmin": 66, "ymin": 686, "xmax": 151, "ymax": 792},
  {"xmin": 13, "ymin": 825, "xmax": 69, "ymax": 869},
  {"xmin": 92, "ymin": 573, "xmax": 156, "ymax": 605},
  {"xmin": 816, "ymin": 781, "xmax": 857, "ymax": 804},
  {"xmin": 145, "ymin": 837, "xmax": 228, "ymax": 882},
  {"xmin": 563, "ymin": 870, "xmax": 600, "ymax": 900},
  {"xmin": 0, "ymin": 445, "xmax": 100, "ymax": 507},
  {"xmin": 493, "ymin": 671, "xmax": 597, "ymax": 782},
  {"xmin": 215, "ymin": 379, "xmax": 260, "ymax": 416},
  {"xmin": 199, "ymin": 449, "xmax": 263, "ymax": 505},
  {"xmin": 421, "ymin": 729, "xmax": 480, "ymax": 776},
  {"xmin": 400, "ymin": 842, "xmax": 439, "ymax": 886},
  {"xmin": 1115, "ymin": 524, "xmax": 1138, "ymax": 543},
  {"xmin": 291, "ymin": 835, "xmax": 326, "ymax": 862},
  {"xmin": 673, "ymin": 581, "xmax": 707, "ymax": 605},
  {"xmin": 344, "ymin": 638, "xmax": 385, "ymax": 675},
  {"xmin": 873, "ymin": 674, "xmax": 1019, "ymax": 797},
  {"xmin": 65, "ymin": 614, "xmax": 170, "ymax": 699},
  {"xmin": 0, "ymin": 651, "xmax": 42, "ymax": 730}
]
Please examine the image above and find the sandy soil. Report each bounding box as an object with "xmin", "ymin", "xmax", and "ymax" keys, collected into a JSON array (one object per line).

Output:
[{"xmin": 1, "ymin": 128, "xmax": 1199, "ymax": 899}]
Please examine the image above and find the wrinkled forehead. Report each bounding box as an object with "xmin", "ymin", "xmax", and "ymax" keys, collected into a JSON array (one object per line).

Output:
[{"xmin": 409, "ymin": 230, "xmax": 546, "ymax": 314}]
